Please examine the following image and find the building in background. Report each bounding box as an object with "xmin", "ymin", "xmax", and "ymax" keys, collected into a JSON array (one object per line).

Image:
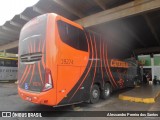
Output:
[{"xmin": 138, "ymin": 54, "xmax": 160, "ymax": 83}]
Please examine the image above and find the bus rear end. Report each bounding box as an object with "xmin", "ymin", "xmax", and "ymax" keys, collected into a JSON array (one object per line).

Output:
[{"xmin": 18, "ymin": 14, "xmax": 57, "ymax": 106}]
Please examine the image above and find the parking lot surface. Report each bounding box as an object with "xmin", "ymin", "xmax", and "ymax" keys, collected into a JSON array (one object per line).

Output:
[{"xmin": 0, "ymin": 83, "xmax": 159, "ymax": 120}]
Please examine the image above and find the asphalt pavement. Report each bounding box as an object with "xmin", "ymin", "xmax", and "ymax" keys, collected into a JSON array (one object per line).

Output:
[{"xmin": 0, "ymin": 83, "xmax": 159, "ymax": 120}]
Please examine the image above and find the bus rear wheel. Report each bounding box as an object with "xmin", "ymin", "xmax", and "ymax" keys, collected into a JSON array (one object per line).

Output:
[
  {"xmin": 101, "ymin": 83, "xmax": 111, "ymax": 99},
  {"xmin": 90, "ymin": 84, "xmax": 100, "ymax": 104}
]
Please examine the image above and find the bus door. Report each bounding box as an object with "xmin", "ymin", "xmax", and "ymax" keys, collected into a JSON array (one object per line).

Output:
[{"xmin": 56, "ymin": 20, "xmax": 89, "ymax": 104}]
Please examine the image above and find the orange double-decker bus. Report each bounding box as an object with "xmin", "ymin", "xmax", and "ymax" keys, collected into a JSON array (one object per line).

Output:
[{"xmin": 18, "ymin": 13, "xmax": 139, "ymax": 106}]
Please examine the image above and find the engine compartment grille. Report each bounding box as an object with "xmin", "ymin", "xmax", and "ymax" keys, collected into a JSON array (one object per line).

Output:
[{"xmin": 20, "ymin": 52, "xmax": 42, "ymax": 63}]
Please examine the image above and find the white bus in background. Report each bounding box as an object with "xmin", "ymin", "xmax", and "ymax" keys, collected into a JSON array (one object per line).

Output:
[{"xmin": 0, "ymin": 52, "xmax": 18, "ymax": 82}]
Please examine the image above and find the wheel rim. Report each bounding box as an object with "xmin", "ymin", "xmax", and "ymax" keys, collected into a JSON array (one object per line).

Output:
[
  {"xmin": 105, "ymin": 87, "xmax": 110, "ymax": 96},
  {"xmin": 92, "ymin": 89, "xmax": 98, "ymax": 98}
]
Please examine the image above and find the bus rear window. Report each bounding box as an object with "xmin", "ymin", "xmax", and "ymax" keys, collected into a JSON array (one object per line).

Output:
[
  {"xmin": 57, "ymin": 20, "xmax": 88, "ymax": 52},
  {"xmin": 19, "ymin": 14, "xmax": 47, "ymax": 55}
]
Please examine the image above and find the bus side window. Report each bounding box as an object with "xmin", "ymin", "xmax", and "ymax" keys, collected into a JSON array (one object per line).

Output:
[
  {"xmin": 11, "ymin": 60, "xmax": 18, "ymax": 67},
  {"xmin": 57, "ymin": 21, "xmax": 67, "ymax": 42},
  {"xmin": 4, "ymin": 60, "xmax": 11, "ymax": 67},
  {"xmin": 57, "ymin": 20, "xmax": 88, "ymax": 52},
  {"xmin": 0, "ymin": 60, "xmax": 4, "ymax": 66},
  {"xmin": 57, "ymin": 20, "xmax": 78, "ymax": 50},
  {"xmin": 78, "ymin": 30, "xmax": 88, "ymax": 52}
]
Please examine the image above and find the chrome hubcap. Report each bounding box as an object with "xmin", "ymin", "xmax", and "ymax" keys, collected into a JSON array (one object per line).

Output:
[
  {"xmin": 105, "ymin": 88, "xmax": 110, "ymax": 96},
  {"xmin": 92, "ymin": 89, "xmax": 98, "ymax": 98}
]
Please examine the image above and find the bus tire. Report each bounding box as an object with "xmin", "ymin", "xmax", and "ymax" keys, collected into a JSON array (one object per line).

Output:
[
  {"xmin": 90, "ymin": 84, "xmax": 100, "ymax": 104},
  {"xmin": 101, "ymin": 83, "xmax": 111, "ymax": 100}
]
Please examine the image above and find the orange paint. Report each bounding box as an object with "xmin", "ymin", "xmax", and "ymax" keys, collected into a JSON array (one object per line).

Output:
[{"xmin": 18, "ymin": 13, "xmax": 136, "ymax": 107}]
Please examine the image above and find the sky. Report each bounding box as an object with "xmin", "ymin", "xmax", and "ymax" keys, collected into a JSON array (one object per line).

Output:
[{"xmin": 0, "ymin": 0, "xmax": 39, "ymax": 25}]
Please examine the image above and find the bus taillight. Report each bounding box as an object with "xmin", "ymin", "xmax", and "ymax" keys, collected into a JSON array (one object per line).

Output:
[{"xmin": 42, "ymin": 68, "xmax": 53, "ymax": 91}]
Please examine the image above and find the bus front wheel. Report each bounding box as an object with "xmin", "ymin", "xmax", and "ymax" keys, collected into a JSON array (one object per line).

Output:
[
  {"xmin": 101, "ymin": 83, "xmax": 111, "ymax": 99},
  {"xmin": 90, "ymin": 84, "xmax": 100, "ymax": 104}
]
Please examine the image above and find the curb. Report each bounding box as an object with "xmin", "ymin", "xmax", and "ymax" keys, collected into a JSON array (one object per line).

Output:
[{"xmin": 119, "ymin": 92, "xmax": 160, "ymax": 104}]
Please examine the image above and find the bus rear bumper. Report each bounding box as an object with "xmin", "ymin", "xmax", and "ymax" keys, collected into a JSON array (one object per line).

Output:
[{"xmin": 18, "ymin": 87, "xmax": 55, "ymax": 106}]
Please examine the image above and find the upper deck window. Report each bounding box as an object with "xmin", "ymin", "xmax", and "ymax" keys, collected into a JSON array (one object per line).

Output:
[{"xmin": 57, "ymin": 20, "xmax": 88, "ymax": 52}]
